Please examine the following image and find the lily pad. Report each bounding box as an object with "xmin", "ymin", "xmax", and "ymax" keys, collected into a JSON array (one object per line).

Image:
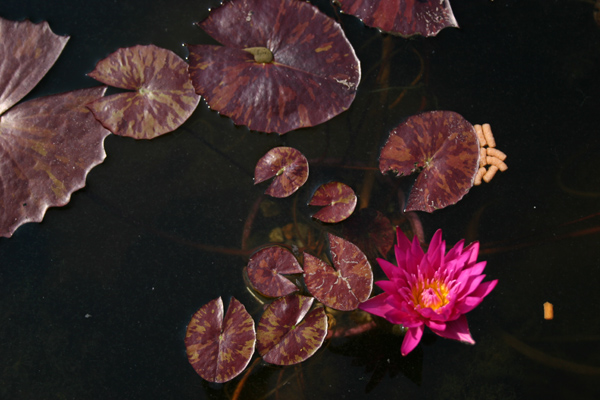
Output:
[
  {"xmin": 246, "ymin": 246, "xmax": 303, "ymax": 297},
  {"xmin": 254, "ymin": 147, "xmax": 308, "ymax": 198},
  {"xmin": 256, "ymin": 293, "xmax": 327, "ymax": 365},
  {"xmin": 341, "ymin": 208, "xmax": 395, "ymax": 260},
  {"xmin": 379, "ymin": 111, "xmax": 480, "ymax": 213},
  {"xmin": 335, "ymin": 0, "xmax": 458, "ymax": 37},
  {"xmin": 0, "ymin": 17, "xmax": 69, "ymax": 115},
  {"xmin": 303, "ymin": 233, "xmax": 373, "ymax": 311},
  {"xmin": 185, "ymin": 297, "xmax": 256, "ymax": 383},
  {"xmin": 309, "ymin": 181, "xmax": 357, "ymax": 223},
  {"xmin": 188, "ymin": 0, "xmax": 361, "ymax": 134},
  {"xmin": 87, "ymin": 44, "xmax": 200, "ymax": 139}
]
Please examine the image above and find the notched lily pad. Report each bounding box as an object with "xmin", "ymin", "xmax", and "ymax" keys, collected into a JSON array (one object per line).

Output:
[
  {"xmin": 87, "ymin": 44, "xmax": 200, "ymax": 139},
  {"xmin": 379, "ymin": 111, "xmax": 480, "ymax": 213},
  {"xmin": 246, "ymin": 246, "xmax": 303, "ymax": 298},
  {"xmin": 256, "ymin": 293, "xmax": 327, "ymax": 365},
  {"xmin": 254, "ymin": 147, "xmax": 308, "ymax": 198},
  {"xmin": 188, "ymin": 0, "xmax": 361, "ymax": 134},
  {"xmin": 0, "ymin": 87, "xmax": 110, "ymax": 238},
  {"xmin": 336, "ymin": 0, "xmax": 458, "ymax": 37},
  {"xmin": 303, "ymin": 233, "xmax": 373, "ymax": 311},
  {"xmin": 309, "ymin": 181, "xmax": 357, "ymax": 223},
  {"xmin": 185, "ymin": 297, "xmax": 256, "ymax": 383}
]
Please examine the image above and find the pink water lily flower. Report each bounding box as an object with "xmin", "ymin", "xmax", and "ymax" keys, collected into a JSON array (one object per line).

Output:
[{"xmin": 359, "ymin": 228, "xmax": 497, "ymax": 356}]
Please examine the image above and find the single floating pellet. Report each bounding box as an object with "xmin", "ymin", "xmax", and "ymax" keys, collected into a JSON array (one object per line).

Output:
[{"xmin": 544, "ymin": 302, "xmax": 554, "ymax": 320}]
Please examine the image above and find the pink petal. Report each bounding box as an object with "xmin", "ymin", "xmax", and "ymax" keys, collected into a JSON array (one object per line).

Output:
[
  {"xmin": 463, "ymin": 241, "xmax": 480, "ymax": 264},
  {"xmin": 456, "ymin": 261, "xmax": 487, "ymax": 282},
  {"xmin": 455, "ymin": 280, "xmax": 498, "ymax": 314},
  {"xmin": 455, "ymin": 274, "xmax": 485, "ymax": 299},
  {"xmin": 359, "ymin": 293, "xmax": 393, "ymax": 318},
  {"xmin": 445, "ymin": 239, "xmax": 465, "ymax": 261},
  {"xmin": 401, "ymin": 325, "xmax": 424, "ymax": 356},
  {"xmin": 428, "ymin": 314, "xmax": 475, "ymax": 344},
  {"xmin": 395, "ymin": 227, "xmax": 412, "ymax": 252},
  {"xmin": 377, "ymin": 258, "xmax": 399, "ymax": 280},
  {"xmin": 376, "ymin": 280, "xmax": 398, "ymax": 295}
]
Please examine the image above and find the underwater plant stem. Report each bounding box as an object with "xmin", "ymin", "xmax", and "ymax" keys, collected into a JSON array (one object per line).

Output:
[{"xmin": 231, "ymin": 357, "xmax": 262, "ymax": 400}]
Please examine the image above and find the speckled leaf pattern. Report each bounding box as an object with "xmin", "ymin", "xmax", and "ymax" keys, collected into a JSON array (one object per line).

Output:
[
  {"xmin": 336, "ymin": 0, "xmax": 458, "ymax": 37},
  {"xmin": 254, "ymin": 147, "xmax": 308, "ymax": 198},
  {"xmin": 303, "ymin": 233, "xmax": 373, "ymax": 311},
  {"xmin": 86, "ymin": 44, "xmax": 200, "ymax": 139},
  {"xmin": 379, "ymin": 111, "xmax": 480, "ymax": 213},
  {"xmin": 256, "ymin": 293, "xmax": 327, "ymax": 365},
  {"xmin": 246, "ymin": 246, "xmax": 303, "ymax": 297},
  {"xmin": 185, "ymin": 297, "xmax": 256, "ymax": 383},
  {"xmin": 0, "ymin": 17, "xmax": 69, "ymax": 115},
  {"xmin": 188, "ymin": 0, "xmax": 361, "ymax": 134},
  {"xmin": 309, "ymin": 181, "xmax": 357, "ymax": 223},
  {"xmin": 0, "ymin": 87, "xmax": 111, "ymax": 238}
]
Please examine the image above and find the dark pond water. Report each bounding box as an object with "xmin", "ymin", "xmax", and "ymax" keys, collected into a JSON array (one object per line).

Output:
[{"xmin": 1, "ymin": 0, "xmax": 600, "ymax": 399}]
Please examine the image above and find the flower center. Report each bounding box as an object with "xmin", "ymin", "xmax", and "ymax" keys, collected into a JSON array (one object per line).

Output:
[{"xmin": 412, "ymin": 280, "xmax": 449, "ymax": 311}]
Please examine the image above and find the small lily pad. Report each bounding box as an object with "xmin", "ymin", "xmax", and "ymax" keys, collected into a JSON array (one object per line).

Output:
[
  {"xmin": 254, "ymin": 147, "xmax": 309, "ymax": 198},
  {"xmin": 188, "ymin": 0, "xmax": 361, "ymax": 134},
  {"xmin": 87, "ymin": 44, "xmax": 200, "ymax": 139},
  {"xmin": 246, "ymin": 246, "xmax": 303, "ymax": 298},
  {"xmin": 309, "ymin": 181, "xmax": 357, "ymax": 223},
  {"xmin": 256, "ymin": 293, "xmax": 327, "ymax": 365},
  {"xmin": 336, "ymin": 0, "xmax": 458, "ymax": 37},
  {"xmin": 379, "ymin": 111, "xmax": 480, "ymax": 213},
  {"xmin": 185, "ymin": 297, "xmax": 256, "ymax": 383},
  {"xmin": 303, "ymin": 233, "xmax": 373, "ymax": 311}
]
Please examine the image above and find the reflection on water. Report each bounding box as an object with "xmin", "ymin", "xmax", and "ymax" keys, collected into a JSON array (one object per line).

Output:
[{"xmin": 1, "ymin": 0, "xmax": 600, "ymax": 399}]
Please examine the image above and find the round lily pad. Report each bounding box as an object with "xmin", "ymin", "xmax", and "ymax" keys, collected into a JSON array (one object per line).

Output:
[
  {"xmin": 87, "ymin": 44, "xmax": 200, "ymax": 139},
  {"xmin": 187, "ymin": 0, "xmax": 361, "ymax": 134},
  {"xmin": 254, "ymin": 147, "xmax": 309, "ymax": 198},
  {"xmin": 303, "ymin": 233, "xmax": 373, "ymax": 311},
  {"xmin": 309, "ymin": 181, "xmax": 357, "ymax": 223},
  {"xmin": 246, "ymin": 246, "xmax": 303, "ymax": 298},
  {"xmin": 185, "ymin": 297, "xmax": 256, "ymax": 383},
  {"xmin": 379, "ymin": 111, "xmax": 480, "ymax": 213},
  {"xmin": 336, "ymin": 0, "xmax": 458, "ymax": 38},
  {"xmin": 256, "ymin": 293, "xmax": 327, "ymax": 366}
]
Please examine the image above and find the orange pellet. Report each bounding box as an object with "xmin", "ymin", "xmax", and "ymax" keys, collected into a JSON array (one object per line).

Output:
[
  {"xmin": 482, "ymin": 165, "xmax": 498, "ymax": 183},
  {"xmin": 486, "ymin": 156, "xmax": 508, "ymax": 172},
  {"xmin": 480, "ymin": 148, "xmax": 487, "ymax": 167},
  {"xmin": 474, "ymin": 124, "xmax": 486, "ymax": 147},
  {"xmin": 482, "ymin": 123, "xmax": 496, "ymax": 148},
  {"xmin": 544, "ymin": 302, "xmax": 554, "ymax": 320},
  {"xmin": 474, "ymin": 167, "xmax": 486, "ymax": 186},
  {"xmin": 486, "ymin": 147, "xmax": 507, "ymax": 161}
]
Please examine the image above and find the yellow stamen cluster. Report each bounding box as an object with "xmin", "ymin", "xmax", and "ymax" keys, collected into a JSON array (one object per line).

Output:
[
  {"xmin": 473, "ymin": 123, "xmax": 508, "ymax": 186},
  {"xmin": 412, "ymin": 280, "xmax": 450, "ymax": 311}
]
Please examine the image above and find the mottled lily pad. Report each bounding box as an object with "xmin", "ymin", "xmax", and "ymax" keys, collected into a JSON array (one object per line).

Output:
[
  {"xmin": 87, "ymin": 44, "xmax": 200, "ymax": 139},
  {"xmin": 309, "ymin": 181, "xmax": 357, "ymax": 223},
  {"xmin": 246, "ymin": 246, "xmax": 303, "ymax": 297},
  {"xmin": 185, "ymin": 297, "xmax": 256, "ymax": 383},
  {"xmin": 379, "ymin": 111, "xmax": 480, "ymax": 213},
  {"xmin": 0, "ymin": 17, "xmax": 69, "ymax": 115},
  {"xmin": 254, "ymin": 147, "xmax": 308, "ymax": 198},
  {"xmin": 256, "ymin": 293, "xmax": 327, "ymax": 365},
  {"xmin": 341, "ymin": 208, "xmax": 395, "ymax": 260},
  {"xmin": 336, "ymin": 0, "xmax": 458, "ymax": 37},
  {"xmin": 303, "ymin": 233, "xmax": 373, "ymax": 311},
  {"xmin": 188, "ymin": 0, "xmax": 361, "ymax": 134}
]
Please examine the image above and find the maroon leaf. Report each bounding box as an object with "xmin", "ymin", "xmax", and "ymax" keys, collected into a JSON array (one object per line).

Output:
[
  {"xmin": 256, "ymin": 293, "xmax": 327, "ymax": 365},
  {"xmin": 185, "ymin": 297, "xmax": 256, "ymax": 383},
  {"xmin": 0, "ymin": 87, "xmax": 111, "ymax": 238},
  {"xmin": 336, "ymin": 0, "xmax": 458, "ymax": 37},
  {"xmin": 309, "ymin": 181, "xmax": 357, "ymax": 223},
  {"xmin": 341, "ymin": 208, "xmax": 395, "ymax": 260},
  {"xmin": 379, "ymin": 111, "xmax": 480, "ymax": 213},
  {"xmin": 246, "ymin": 246, "xmax": 303, "ymax": 297},
  {"xmin": 254, "ymin": 147, "xmax": 308, "ymax": 198},
  {"xmin": 303, "ymin": 233, "xmax": 373, "ymax": 311},
  {"xmin": 87, "ymin": 44, "xmax": 200, "ymax": 139},
  {"xmin": 188, "ymin": 0, "xmax": 361, "ymax": 134},
  {"xmin": 0, "ymin": 17, "xmax": 69, "ymax": 115}
]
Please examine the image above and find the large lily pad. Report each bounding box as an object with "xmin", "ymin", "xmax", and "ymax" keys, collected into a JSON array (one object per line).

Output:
[
  {"xmin": 185, "ymin": 297, "xmax": 256, "ymax": 383},
  {"xmin": 256, "ymin": 293, "xmax": 327, "ymax": 365},
  {"xmin": 87, "ymin": 44, "xmax": 200, "ymax": 139},
  {"xmin": 379, "ymin": 111, "xmax": 480, "ymax": 213},
  {"xmin": 246, "ymin": 246, "xmax": 303, "ymax": 297},
  {"xmin": 309, "ymin": 181, "xmax": 357, "ymax": 223},
  {"xmin": 188, "ymin": 0, "xmax": 361, "ymax": 134},
  {"xmin": 0, "ymin": 17, "xmax": 69, "ymax": 115},
  {"xmin": 335, "ymin": 0, "xmax": 458, "ymax": 37},
  {"xmin": 303, "ymin": 233, "xmax": 373, "ymax": 311},
  {"xmin": 254, "ymin": 147, "xmax": 308, "ymax": 198}
]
